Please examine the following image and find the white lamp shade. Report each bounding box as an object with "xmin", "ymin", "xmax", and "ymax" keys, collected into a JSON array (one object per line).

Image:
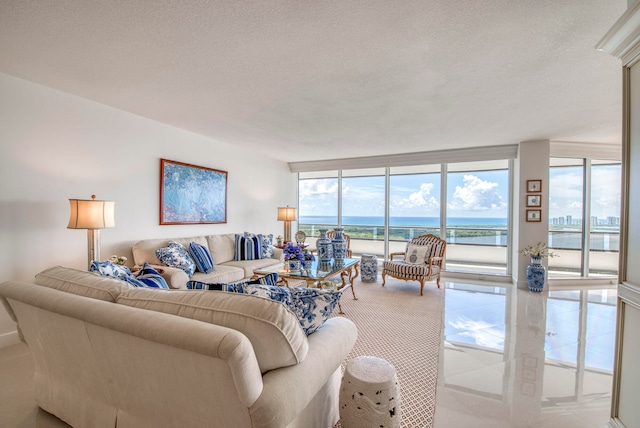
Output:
[
  {"xmin": 68, "ymin": 199, "xmax": 115, "ymax": 229},
  {"xmin": 277, "ymin": 206, "xmax": 297, "ymax": 221}
]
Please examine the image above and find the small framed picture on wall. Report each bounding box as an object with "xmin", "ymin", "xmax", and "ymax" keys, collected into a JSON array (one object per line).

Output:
[
  {"xmin": 527, "ymin": 180, "xmax": 542, "ymax": 193},
  {"xmin": 526, "ymin": 194, "xmax": 541, "ymax": 207},
  {"xmin": 527, "ymin": 209, "xmax": 542, "ymax": 222}
]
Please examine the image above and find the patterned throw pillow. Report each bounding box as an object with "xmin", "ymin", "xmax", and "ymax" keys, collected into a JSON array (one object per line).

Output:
[
  {"xmin": 258, "ymin": 233, "xmax": 274, "ymax": 259},
  {"xmin": 405, "ymin": 244, "xmax": 431, "ymax": 265},
  {"xmin": 156, "ymin": 241, "xmax": 196, "ymax": 277},
  {"xmin": 234, "ymin": 234, "xmax": 263, "ymax": 261},
  {"xmin": 135, "ymin": 263, "xmax": 169, "ymax": 289},
  {"xmin": 90, "ymin": 261, "xmax": 145, "ymax": 288},
  {"xmin": 244, "ymin": 283, "xmax": 292, "ymax": 307},
  {"xmin": 188, "ymin": 242, "xmax": 214, "ymax": 273},
  {"xmin": 288, "ymin": 287, "xmax": 343, "ymax": 335}
]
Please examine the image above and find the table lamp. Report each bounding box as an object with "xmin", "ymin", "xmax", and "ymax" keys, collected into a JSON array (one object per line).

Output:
[
  {"xmin": 277, "ymin": 206, "xmax": 297, "ymax": 243},
  {"xmin": 68, "ymin": 195, "xmax": 115, "ymax": 269}
]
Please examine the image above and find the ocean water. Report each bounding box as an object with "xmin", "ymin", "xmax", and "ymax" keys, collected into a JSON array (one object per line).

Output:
[{"xmin": 300, "ymin": 216, "xmax": 507, "ymax": 227}]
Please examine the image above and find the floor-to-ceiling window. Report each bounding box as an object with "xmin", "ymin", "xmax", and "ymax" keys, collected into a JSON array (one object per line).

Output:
[
  {"xmin": 298, "ymin": 171, "xmax": 339, "ymax": 236},
  {"xmin": 446, "ymin": 160, "xmax": 510, "ymax": 275},
  {"xmin": 548, "ymin": 158, "xmax": 620, "ymax": 278},
  {"xmin": 388, "ymin": 165, "xmax": 442, "ymax": 255},
  {"xmin": 341, "ymin": 168, "xmax": 386, "ymax": 256},
  {"xmin": 299, "ymin": 159, "xmax": 511, "ymax": 276}
]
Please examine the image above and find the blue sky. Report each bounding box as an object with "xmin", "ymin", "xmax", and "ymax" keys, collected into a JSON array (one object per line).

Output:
[
  {"xmin": 300, "ymin": 170, "xmax": 509, "ymax": 218},
  {"xmin": 549, "ymin": 164, "xmax": 621, "ymax": 221}
]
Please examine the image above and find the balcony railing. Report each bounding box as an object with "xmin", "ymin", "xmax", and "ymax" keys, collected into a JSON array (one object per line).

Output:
[{"xmin": 298, "ymin": 224, "xmax": 620, "ymax": 277}]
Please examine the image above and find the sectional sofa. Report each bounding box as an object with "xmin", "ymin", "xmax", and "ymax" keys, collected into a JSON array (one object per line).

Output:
[{"xmin": 0, "ymin": 266, "xmax": 358, "ymax": 428}]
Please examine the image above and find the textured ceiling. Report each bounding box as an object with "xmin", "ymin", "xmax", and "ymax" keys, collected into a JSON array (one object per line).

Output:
[{"xmin": 0, "ymin": 0, "xmax": 627, "ymax": 163}]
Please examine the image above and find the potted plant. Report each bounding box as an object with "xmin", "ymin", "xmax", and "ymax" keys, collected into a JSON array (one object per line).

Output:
[
  {"xmin": 302, "ymin": 249, "xmax": 315, "ymax": 270},
  {"xmin": 519, "ymin": 242, "xmax": 558, "ymax": 292},
  {"xmin": 283, "ymin": 243, "xmax": 304, "ymax": 271}
]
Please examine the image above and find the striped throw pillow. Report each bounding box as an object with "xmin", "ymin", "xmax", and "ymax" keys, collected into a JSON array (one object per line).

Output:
[
  {"xmin": 135, "ymin": 263, "xmax": 169, "ymax": 289},
  {"xmin": 188, "ymin": 242, "xmax": 214, "ymax": 273},
  {"xmin": 234, "ymin": 234, "xmax": 263, "ymax": 261}
]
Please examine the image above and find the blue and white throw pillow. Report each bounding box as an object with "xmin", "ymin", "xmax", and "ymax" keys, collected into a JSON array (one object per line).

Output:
[
  {"xmin": 135, "ymin": 262, "xmax": 169, "ymax": 289},
  {"xmin": 244, "ymin": 282, "xmax": 292, "ymax": 307},
  {"xmin": 156, "ymin": 241, "xmax": 196, "ymax": 277},
  {"xmin": 186, "ymin": 281, "xmax": 233, "ymax": 291},
  {"xmin": 288, "ymin": 287, "xmax": 343, "ymax": 335},
  {"xmin": 90, "ymin": 261, "xmax": 146, "ymax": 288},
  {"xmin": 188, "ymin": 242, "xmax": 214, "ymax": 274},
  {"xmin": 234, "ymin": 234, "xmax": 263, "ymax": 261},
  {"xmin": 258, "ymin": 233, "xmax": 274, "ymax": 259}
]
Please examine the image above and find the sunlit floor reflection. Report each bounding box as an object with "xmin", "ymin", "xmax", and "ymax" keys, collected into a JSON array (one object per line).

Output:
[{"xmin": 434, "ymin": 282, "xmax": 616, "ymax": 428}]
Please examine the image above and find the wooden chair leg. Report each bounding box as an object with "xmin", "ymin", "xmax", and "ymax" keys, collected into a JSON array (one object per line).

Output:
[
  {"xmin": 437, "ymin": 274, "xmax": 441, "ymax": 288},
  {"xmin": 382, "ymin": 272, "xmax": 386, "ymax": 287},
  {"xmin": 419, "ymin": 279, "xmax": 425, "ymax": 296}
]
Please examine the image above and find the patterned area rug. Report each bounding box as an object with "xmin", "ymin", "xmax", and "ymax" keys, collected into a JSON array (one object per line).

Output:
[{"xmin": 332, "ymin": 276, "xmax": 445, "ymax": 428}]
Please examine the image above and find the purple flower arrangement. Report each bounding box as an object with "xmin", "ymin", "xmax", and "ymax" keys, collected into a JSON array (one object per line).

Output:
[{"xmin": 283, "ymin": 243, "xmax": 305, "ymax": 261}]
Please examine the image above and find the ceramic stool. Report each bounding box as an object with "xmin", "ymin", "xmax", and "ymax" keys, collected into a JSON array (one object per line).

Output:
[
  {"xmin": 339, "ymin": 356, "xmax": 401, "ymax": 428},
  {"xmin": 360, "ymin": 254, "xmax": 378, "ymax": 283}
]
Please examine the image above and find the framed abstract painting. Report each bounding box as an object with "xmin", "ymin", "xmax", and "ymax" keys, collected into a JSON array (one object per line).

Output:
[{"xmin": 160, "ymin": 159, "xmax": 227, "ymax": 225}]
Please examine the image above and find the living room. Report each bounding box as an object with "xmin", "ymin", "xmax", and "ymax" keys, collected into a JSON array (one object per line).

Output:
[{"xmin": 1, "ymin": 1, "xmax": 638, "ymax": 427}]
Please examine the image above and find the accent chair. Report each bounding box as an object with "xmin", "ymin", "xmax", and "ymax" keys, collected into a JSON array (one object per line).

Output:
[{"xmin": 381, "ymin": 234, "xmax": 446, "ymax": 295}]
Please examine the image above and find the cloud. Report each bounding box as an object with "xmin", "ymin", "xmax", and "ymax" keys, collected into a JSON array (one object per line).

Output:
[
  {"xmin": 447, "ymin": 174, "xmax": 506, "ymax": 212},
  {"xmin": 299, "ymin": 179, "xmax": 338, "ymax": 197},
  {"xmin": 391, "ymin": 182, "xmax": 440, "ymax": 212}
]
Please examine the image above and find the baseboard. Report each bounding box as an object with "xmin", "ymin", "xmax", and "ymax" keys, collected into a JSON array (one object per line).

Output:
[
  {"xmin": 0, "ymin": 330, "xmax": 20, "ymax": 349},
  {"xmin": 607, "ymin": 418, "xmax": 626, "ymax": 428}
]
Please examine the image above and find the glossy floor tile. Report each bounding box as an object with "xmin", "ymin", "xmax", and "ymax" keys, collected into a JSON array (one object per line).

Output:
[{"xmin": 434, "ymin": 282, "xmax": 616, "ymax": 428}]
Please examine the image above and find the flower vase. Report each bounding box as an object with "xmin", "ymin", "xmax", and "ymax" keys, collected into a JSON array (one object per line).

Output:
[
  {"xmin": 527, "ymin": 256, "xmax": 546, "ymax": 292},
  {"xmin": 302, "ymin": 260, "xmax": 313, "ymax": 270},
  {"xmin": 331, "ymin": 227, "xmax": 347, "ymax": 261},
  {"xmin": 317, "ymin": 229, "xmax": 333, "ymax": 263},
  {"xmin": 288, "ymin": 260, "xmax": 301, "ymax": 271}
]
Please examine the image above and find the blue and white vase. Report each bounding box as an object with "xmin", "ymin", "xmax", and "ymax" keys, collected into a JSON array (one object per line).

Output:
[
  {"xmin": 332, "ymin": 227, "xmax": 348, "ymax": 261},
  {"xmin": 302, "ymin": 260, "xmax": 313, "ymax": 270},
  {"xmin": 317, "ymin": 228, "xmax": 333, "ymax": 263},
  {"xmin": 527, "ymin": 256, "xmax": 546, "ymax": 292},
  {"xmin": 288, "ymin": 259, "xmax": 301, "ymax": 271}
]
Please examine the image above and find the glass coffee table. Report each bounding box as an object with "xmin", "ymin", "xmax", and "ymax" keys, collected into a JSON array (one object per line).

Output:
[{"xmin": 253, "ymin": 258, "xmax": 359, "ymax": 313}]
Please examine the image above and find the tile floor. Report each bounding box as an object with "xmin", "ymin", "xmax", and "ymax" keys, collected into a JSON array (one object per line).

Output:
[
  {"xmin": 434, "ymin": 281, "xmax": 616, "ymax": 428},
  {"xmin": 0, "ymin": 280, "xmax": 617, "ymax": 428}
]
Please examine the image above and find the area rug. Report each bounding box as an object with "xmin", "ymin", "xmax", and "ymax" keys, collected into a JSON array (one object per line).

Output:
[{"xmin": 332, "ymin": 276, "xmax": 445, "ymax": 428}]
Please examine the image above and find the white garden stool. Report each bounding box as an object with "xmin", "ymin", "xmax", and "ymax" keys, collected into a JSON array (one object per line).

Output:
[
  {"xmin": 339, "ymin": 356, "xmax": 401, "ymax": 428},
  {"xmin": 360, "ymin": 254, "xmax": 378, "ymax": 283}
]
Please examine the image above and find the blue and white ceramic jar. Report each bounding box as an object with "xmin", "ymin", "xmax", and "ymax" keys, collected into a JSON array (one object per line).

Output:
[
  {"xmin": 332, "ymin": 227, "xmax": 348, "ymax": 261},
  {"xmin": 317, "ymin": 228, "xmax": 333, "ymax": 263},
  {"xmin": 527, "ymin": 256, "xmax": 546, "ymax": 292},
  {"xmin": 288, "ymin": 259, "xmax": 301, "ymax": 271},
  {"xmin": 361, "ymin": 254, "xmax": 378, "ymax": 283}
]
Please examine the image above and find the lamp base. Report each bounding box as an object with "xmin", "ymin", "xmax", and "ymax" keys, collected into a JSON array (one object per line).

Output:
[
  {"xmin": 87, "ymin": 229, "xmax": 101, "ymax": 270},
  {"xmin": 283, "ymin": 220, "xmax": 292, "ymax": 243}
]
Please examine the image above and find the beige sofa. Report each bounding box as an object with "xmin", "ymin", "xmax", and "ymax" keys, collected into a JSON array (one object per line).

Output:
[
  {"xmin": 0, "ymin": 266, "xmax": 357, "ymax": 428},
  {"xmin": 132, "ymin": 234, "xmax": 284, "ymax": 289}
]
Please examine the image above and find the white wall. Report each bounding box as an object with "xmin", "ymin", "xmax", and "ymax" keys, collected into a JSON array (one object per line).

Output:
[
  {"xmin": 0, "ymin": 73, "xmax": 297, "ymax": 347},
  {"xmin": 514, "ymin": 140, "xmax": 550, "ymax": 289}
]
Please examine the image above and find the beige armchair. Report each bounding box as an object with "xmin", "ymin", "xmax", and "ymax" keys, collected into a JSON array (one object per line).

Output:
[{"xmin": 381, "ymin": 234, "xmax": 446, "ymax": 295}]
